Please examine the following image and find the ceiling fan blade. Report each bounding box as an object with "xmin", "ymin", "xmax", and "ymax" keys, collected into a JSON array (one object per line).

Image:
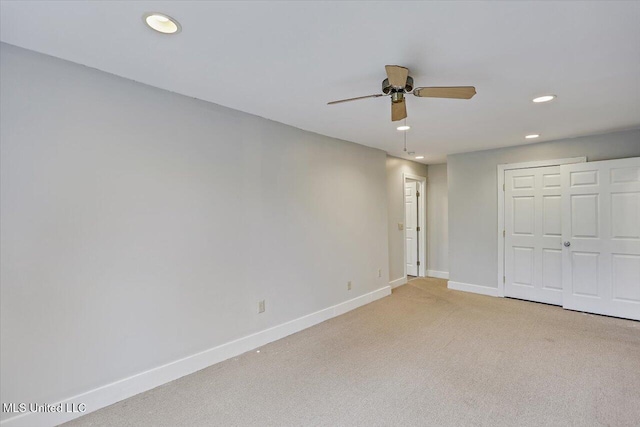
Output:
[
  {"xmin": 385, "ymin": 65, "xmax": 409, "ymax": 89},
  {"xmin": 391, "ymin": 99, "xmax": 407, "ymax": 122},
  {"xmin": 327, "ymin": 94, "xmax": 385, "ymax": 105},
  {"xmin": 413, "ymin": 86, "xmax": 477, "ymax": 99}
]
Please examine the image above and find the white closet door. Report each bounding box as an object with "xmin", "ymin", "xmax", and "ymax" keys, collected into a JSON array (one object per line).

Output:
[
  {"xmin": 405, "ymin": 181, "xmax": 418, "ymax": 276},
  {"xmin": 561, "ymin": 157, "xmax": 640, "ymax": 320},
  {"xmin": 505, "ymin": 166, "xmax": 563, "ymax": 305}
]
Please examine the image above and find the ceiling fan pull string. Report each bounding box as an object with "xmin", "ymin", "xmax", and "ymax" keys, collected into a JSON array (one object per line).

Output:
[{"xmin": 403, "ymin": 119, "xmax": 407, "ymax": 152}]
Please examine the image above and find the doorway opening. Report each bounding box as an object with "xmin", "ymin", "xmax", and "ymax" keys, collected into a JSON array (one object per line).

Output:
[{"xmin": 403, "ymin": 173, "xmax": 426, "ymax": 280}]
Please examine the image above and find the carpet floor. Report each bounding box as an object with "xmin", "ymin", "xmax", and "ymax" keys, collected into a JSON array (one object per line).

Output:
[{"xmin": 64, "ymin": 278, "xmax": 640, "ymax": 427}]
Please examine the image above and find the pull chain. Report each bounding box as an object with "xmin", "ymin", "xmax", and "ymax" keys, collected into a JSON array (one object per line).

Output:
[{"xmin": 403, "ymin": 119, "xmax": 407, "ymax": 152}]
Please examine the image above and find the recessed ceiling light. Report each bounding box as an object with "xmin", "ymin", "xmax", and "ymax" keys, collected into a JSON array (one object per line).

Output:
[
  {"xmin": 415, "ymin": 156, "xmax": 424, "ymax": 160},
  {"xmin": 525, "ymin": 134, "xmax": 540, "ymax": 139},
  {"xmin": 397, "ymin": 125, "xmax": 411, "ymax": 131},
  {"xmin": 532, "ymin": 95, "xmax": 556, "ymax": 103},
  {"xmin": 143, "ymin": 13, "xmax": 181, "ymax": 34}
]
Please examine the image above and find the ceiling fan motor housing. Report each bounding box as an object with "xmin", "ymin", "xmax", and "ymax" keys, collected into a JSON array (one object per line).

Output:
[{"xmin": 382, "ymin": 76, "xmax": 414, "ymax": 95}]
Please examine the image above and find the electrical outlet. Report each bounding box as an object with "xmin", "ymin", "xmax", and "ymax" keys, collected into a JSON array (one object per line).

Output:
[
  {"xmin": 258, "ymin": 300, "xmax": 265, "ymax": 313},
  {"xmin": 347, "ymin": 281, "xmax": 352, "ymax": 291},
  {"xmin": 378, "ymin": 269, "xmax": 382, "ymax": 278}
]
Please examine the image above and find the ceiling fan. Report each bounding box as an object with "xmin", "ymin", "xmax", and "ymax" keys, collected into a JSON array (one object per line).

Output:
[{"xmin": 328, "ymin": 65, "xmax": 476, "ymax": 121}]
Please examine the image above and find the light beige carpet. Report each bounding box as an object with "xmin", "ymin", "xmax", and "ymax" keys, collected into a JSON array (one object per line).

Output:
[{"xmin": 64, "ymin": 278, "xmax": 640, "ymax": 427}]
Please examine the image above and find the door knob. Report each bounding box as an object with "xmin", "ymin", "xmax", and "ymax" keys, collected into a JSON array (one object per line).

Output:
[{"xmin": 564, "ymin": 241, "xmax": 571, "ymax": 247}]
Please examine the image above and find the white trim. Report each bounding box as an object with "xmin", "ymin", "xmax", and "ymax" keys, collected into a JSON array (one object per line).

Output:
[
  {"xmin": 402, "ymin": 172, "xmax": 427, "ymax": 277},
  {"xmin": 448, "ymin": 281, "xmax": 500, "ymax": 297},
  {"xmin": 426, "ymin": 270, "xmax": 449, "ymax": 279},
  {"xmin": 497, "ymin": 156, "xmax": 586, "ymax": 297},
  {"xmin": 389, "ymin": 276, "xmax": 408, "ymax": 288},
  {"xmin": 0, "ymin": 286, "xmax": 391, "ymax": 427}
]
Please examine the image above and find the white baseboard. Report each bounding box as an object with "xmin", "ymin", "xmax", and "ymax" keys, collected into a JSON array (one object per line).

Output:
[
  {"xmin": 0, "ymin": 286, "xmax": 391, "ymax": 427},
  {"xmin": 426, "ymin": 270, "xmax": 449, "ymax": 279},
  {"xmin": 389, "ymin": 276, "xmax": 407, "ymax": 289},
  {"xmin": 447, "ymin": 281, "xmax": 500, "ymax": 297}
]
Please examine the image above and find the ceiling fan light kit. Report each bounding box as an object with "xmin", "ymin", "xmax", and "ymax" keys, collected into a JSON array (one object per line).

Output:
[{"xmin": 328, "ymin": 65, "xmax": 476, "ymax": 122}]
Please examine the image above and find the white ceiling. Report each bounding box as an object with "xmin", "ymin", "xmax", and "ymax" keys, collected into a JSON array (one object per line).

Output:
[{"xmin": 1, "ymin": 1, "xmax": 639, "ymax": 163}]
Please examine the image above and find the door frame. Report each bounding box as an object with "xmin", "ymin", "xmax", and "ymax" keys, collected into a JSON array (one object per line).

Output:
[
  {"xmin": 403, "ymin": 173, "xmax": 427, "ymax": 279},
  {"xmin": 497, "ymin": 157, "xmax": 586, "ymax": 296}
]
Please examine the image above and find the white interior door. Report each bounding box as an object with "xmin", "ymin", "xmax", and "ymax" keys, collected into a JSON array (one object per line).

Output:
[
  {"xmin": 505, "ymin": 166, "xmax": 563, "ymax": 305},
  {"xmin": 405, "ymin": 181, "xmax": 418, "ymax": 276},
  {"xmin": 561, "ymin": 157, "xmax": 640, "ymax": 320}
]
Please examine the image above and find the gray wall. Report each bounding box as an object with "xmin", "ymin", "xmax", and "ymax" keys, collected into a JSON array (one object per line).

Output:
[
  {"xmin": 386, "ymin": 156, "xmax": 428, "ymax": 282},
  {"xmin": 448, "ymin": 129, "xmax": 640, "ymax": 288},
  {"xmin": 0, "ymin": 44, "xmax": 389, "ymax": 413},
  {"xmin": 427, "ymin": 164, "xmax": 448, "ymax": 275}
]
